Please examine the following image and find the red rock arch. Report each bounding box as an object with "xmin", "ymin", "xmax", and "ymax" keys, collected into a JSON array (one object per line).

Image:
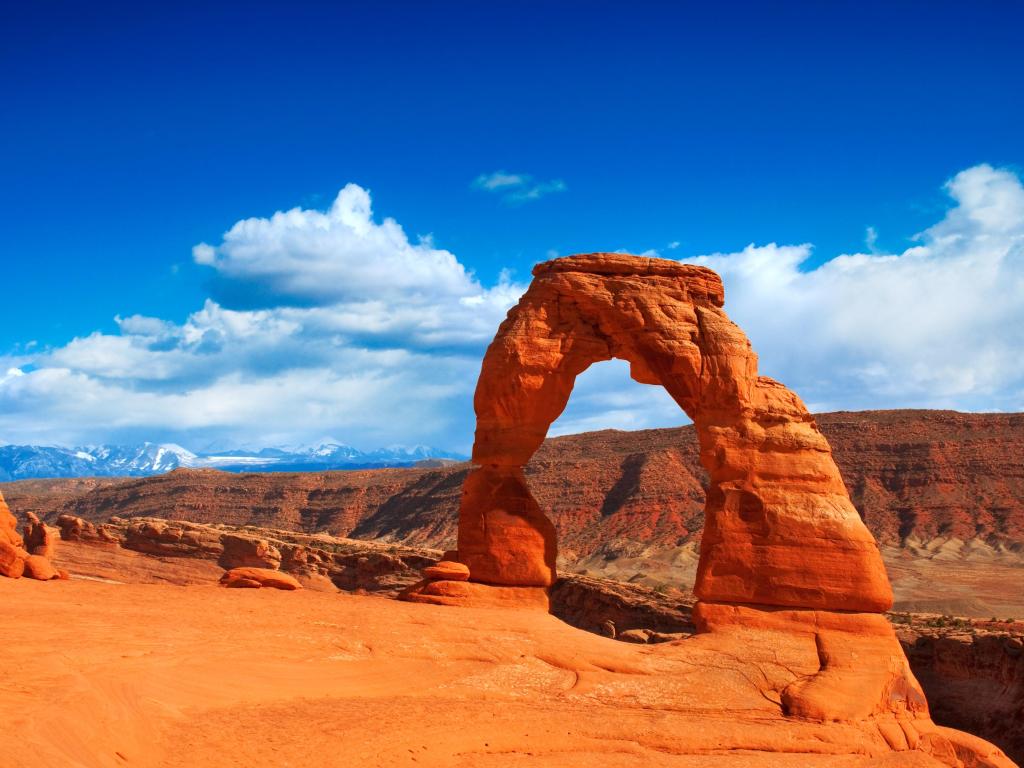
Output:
[{"xmin": 457, "ymin": 253, "xmax": 892, "ymax": 613}]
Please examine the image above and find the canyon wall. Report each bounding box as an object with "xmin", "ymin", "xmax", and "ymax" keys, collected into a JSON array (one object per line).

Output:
[{"xmin": 4, "ymin": 411, "xmax": 1021, "ymax": 563}]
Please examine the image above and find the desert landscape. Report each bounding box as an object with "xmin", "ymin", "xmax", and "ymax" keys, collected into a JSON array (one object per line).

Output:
[
  {"xmin": 7, "ymin": 409, "xmax": 1022, "ymax": 617},
  {"xmin": 4, "ymin": 6, "xmax": 1023, "ymax": 766},
  {"xmin": 2, "ymin": 254, "xmax": 1020, "ymax": 767}
]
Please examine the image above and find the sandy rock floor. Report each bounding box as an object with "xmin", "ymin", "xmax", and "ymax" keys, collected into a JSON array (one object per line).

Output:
[{"xmin": 0, "ymin": 579, "xmax": 987, "ymax": 768}]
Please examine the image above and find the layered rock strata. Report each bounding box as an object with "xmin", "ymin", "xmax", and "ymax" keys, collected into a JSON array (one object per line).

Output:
[{"xmin": 6, "ymin": 410, "xmax": 1022, "ymax": 601}]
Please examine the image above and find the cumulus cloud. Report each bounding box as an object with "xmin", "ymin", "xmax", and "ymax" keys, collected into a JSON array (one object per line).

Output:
[
  {"xmin": 685, "ymin": 164, "xmax": 1024, "ymax": 413},
  {"xmin": 472, "ymin": 170, "xmax": 567, "ymax": 204},
  {"xmin": 193, "ymin": 184, "xmax": 489, "ymax": 307},
  {"xmin": 0, "ymin": 185, "xmax": 526, "ymax": 449},
  {"xmin": 2, "ymin": 165, "xmax": 1022, "ymax": 451}
]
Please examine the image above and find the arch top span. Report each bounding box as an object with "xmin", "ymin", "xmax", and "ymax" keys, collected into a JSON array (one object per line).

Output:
[
  {"xmin": 532, "ymin": 252, "xmax": 725, "ymax": 306},
  {"xmin": 457, "ymin": 252, "xmax": 893, "ymax": 615}
]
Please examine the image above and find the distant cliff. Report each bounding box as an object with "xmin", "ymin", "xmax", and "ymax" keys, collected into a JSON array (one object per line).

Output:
[{"xmin": 4, "ymin": 409, "xmax": 1023, "ymax": 563}]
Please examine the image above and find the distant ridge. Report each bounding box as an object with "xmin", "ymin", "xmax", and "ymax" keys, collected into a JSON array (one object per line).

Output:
[
  {"xmin": 4, "ymin": 410, "xmax": 1022, "ymax": 554},
  {"xmin": 0, "ymin": 441, "xmax": 466, "ymax": 481}
]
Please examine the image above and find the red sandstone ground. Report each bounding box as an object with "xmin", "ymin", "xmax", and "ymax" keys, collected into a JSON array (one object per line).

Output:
[
  {"xmin": 1, "ymin": 575, "xmax": 1011, "ymax": 768},
  {"xmin": 7, "ymin": 521, "xmax": 1017, "ymax": 767},
  {"xmin": 5, "ymin": 410, "xmax": 1022, "ymax": 616}
]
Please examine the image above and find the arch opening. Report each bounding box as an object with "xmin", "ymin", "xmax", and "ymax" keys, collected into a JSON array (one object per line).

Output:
[{"xmin": 527, "ymin": 358, "xmax": 704, "ymax": 589}]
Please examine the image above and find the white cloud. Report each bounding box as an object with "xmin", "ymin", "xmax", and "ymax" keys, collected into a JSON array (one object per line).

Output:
[
  {"xmin": 865, "ymin": 226, "xmax": 879, "ymax": 253},
  {"xmin": 0, "ymin": 185, "xmax": 526, "ymax": 449},
  {"xmin": 2, "ymin": 165, "xmax": 1023, "ymax": 451},
  {"xmin": 193, "ymin": 184, "xmax": 486, "ymax": 306},
  {"xmin": 473, "ymin": 171, "xmax": 528, "ymax": 191},
  {"xmin": 472, "ymin": 170, "xmax": 567, "ymax": 204},
  {"xmin": 685, "ymin": 164, "xmax": 1024, "ymax": 412}
]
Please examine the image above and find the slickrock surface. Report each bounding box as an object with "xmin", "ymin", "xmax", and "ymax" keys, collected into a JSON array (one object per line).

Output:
[
  {"xmin": 23, "ymin": 516, "xmax": 1024, "ymax": 764},
  {"xmin": 0, "ymin": 576, "xmax": 1014, "ymax": 768}
]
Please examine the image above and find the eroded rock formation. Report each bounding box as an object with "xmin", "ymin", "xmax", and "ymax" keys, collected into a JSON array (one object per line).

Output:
[
  {"xmin": 0, "ymin": 489, "xmax": 60, "ymax": 580},
  {"xmin": 405, "ymin": 253, "xmax": 1013, "ymax": 767},
  {"xmin": 54, "ymin": 514, "xmax": 439, "ymax": 594},
  {"xmin": 453, "ymin": 253, "xmax": 891, "ymax": 610}
]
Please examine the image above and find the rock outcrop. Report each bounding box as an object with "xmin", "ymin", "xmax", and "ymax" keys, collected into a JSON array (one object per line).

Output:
[
  {"xmin": 0, "ymin": 489, "xmax": 59, "ymax": 580},
  {"xmin": 218, "ymin": 534, "xmax": 282, "ymax": 570},
  {"xmin": 22, "ymin": 511, "xmax": 53, "ymax": 557},
  {"xmin": 55, "ymin": 514, "xmax": 438, "ymax": 594},
  {"xmin": 22, "ymin": 554, "xmax": 58, "ymax": 580}
]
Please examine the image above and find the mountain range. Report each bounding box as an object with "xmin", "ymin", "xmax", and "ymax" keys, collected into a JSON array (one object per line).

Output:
[{"xmin": 0, "ymin": 441, "xmax": 466, "ymax": 480}]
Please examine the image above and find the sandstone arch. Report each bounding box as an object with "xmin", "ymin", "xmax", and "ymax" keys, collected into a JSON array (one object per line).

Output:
[
  {"xmin": 402, "ymin": 253, "xmax": 1019, "ymax": 765},
  {"xmin": 457, "ymin": 253, "xmax": 892, "ymax": 613}
]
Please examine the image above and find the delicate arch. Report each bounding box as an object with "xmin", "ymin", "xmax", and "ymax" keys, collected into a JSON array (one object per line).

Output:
[{"xmin": 457, "ymin": 253, "xmax": 892, "ymax": 613}]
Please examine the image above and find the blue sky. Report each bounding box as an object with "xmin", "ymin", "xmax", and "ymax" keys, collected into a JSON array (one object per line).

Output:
[{"xmin": 1, "ymin": 2, "xmax": 1022, "ymax": 451}]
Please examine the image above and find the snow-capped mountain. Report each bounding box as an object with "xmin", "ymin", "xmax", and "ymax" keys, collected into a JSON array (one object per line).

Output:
[{"xmin": 0, "ymin": 442, "xmax": 466, "ymax": 481}]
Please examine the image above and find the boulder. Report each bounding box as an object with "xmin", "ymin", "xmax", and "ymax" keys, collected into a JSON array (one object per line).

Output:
[
  {"xmin": 0, "ymin": 491, "xmax": 29, "ymax": 578},
  {"xmin": 0, "ymin": 489, "xmax": 24, "ymax": 549},
  {"xmin": 219, "ymin": 567, "xmax": 301, "ymax": 591},
  {"xmin": 423, "ymin": 560, "xmax": 470, "ymax": 581},
  {"xmin": 224, "ymin": 576, "xmax": 263, "ymax": 589},
  {"xmin": 22, "ymin": 554, "xmax": 58, "ymax": 581}
]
